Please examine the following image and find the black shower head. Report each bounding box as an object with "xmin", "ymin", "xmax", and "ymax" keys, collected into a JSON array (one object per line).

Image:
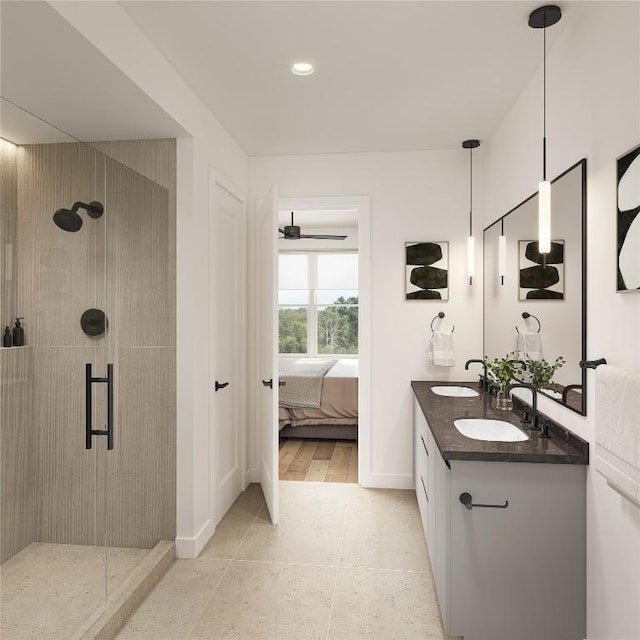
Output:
[
  {"xmin": 53, "ymin": 207, "xmax": 83, "ymax": 232},
  {"xmin": 53, "ymin": 201, "xmax": 103, "ymax": 232}
]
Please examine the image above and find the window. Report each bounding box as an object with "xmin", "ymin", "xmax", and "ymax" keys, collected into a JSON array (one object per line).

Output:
[{"xmin": 279, "ymin": 252, "xmax": 358, "ymax": 356}]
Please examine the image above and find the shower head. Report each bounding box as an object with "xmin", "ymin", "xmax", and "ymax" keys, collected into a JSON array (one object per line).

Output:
[
  {"xmin": 53, "ymin": 207, "xmax": 83, "ymax": 232},
  {"xmin": 53, "ymin": 201, "xmax": 104, "ymax": 232}
]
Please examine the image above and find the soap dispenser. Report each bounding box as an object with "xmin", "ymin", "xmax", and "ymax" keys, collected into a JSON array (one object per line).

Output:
[
  {"xmin": 12, "ymin": 317, "xmax": 24, "ymax": 346},
  {"xmin": 3, "ymin": 326, "xmax": 12, "ymax": 347}
]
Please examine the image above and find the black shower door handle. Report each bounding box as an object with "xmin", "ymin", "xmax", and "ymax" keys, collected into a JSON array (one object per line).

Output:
[{"xmin": 85, "ymin": 363, "xmax": 114, "ymax": 450}]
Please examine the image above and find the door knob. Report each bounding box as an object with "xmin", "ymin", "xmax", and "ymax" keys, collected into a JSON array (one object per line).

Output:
[{"xmin": 215, "ymin": 381, "xmax": 229, "ymax": 391}]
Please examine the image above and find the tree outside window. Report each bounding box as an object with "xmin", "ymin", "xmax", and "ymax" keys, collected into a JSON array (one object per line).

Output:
[{"xmin": 279, "ymin": 253, "xmax": 358, "ymax": 357}]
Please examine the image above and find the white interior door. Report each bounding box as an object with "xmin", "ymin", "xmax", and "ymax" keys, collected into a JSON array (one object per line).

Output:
[
  {"xmin": 211, "ymin": 175, "xmax": 246, "ymax": 524},
  {"xmin": 257, "ymin": 185, "xmax": 279, "ymax": 524}
]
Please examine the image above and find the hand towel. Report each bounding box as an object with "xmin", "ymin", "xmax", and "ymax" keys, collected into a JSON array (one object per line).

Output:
[
  {"xmin": 595, "ymin": 364, "xmax": 640, "ymax": 505},
  {"xmin": 515, "ymin": 331, "xmax": 543, "ymax": 361},
  {"xmin": 596, "ymin": 365, "xmax": 640, "ymax": 471},
  {"xmin": 427, "ymin": 331, "xmax": 454, "ymax": 367}
]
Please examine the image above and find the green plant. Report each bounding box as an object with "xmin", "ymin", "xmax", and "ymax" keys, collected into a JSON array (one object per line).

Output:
[
  {"xmin": 524, "ymin": 356, "xmax": 566, "ymax": 389},
  {"xmin": 483, "ymin": 352, "xmax": 523, "ymax": 390}
]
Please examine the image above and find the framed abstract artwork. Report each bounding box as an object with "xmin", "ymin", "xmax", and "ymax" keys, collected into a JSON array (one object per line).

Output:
[
  {"xmin": 617, "ymin": 143, "xmax": 640, "ymax": 292},
  {"xmin": 518, "ymin": 240, "xmax": 565, "ymax": 300},
  {"xmin": 405, "ymin": 241, "xmax": 449, "ymax": 300}
]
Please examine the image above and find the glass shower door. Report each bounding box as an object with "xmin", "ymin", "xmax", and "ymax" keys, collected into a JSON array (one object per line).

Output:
[{"xmin": 0, "ymin": 99, "xmax": 112, "ymax": 639}]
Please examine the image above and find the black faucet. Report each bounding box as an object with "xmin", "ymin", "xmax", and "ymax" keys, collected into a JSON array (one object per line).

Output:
[
  {"xmin": 506, "ymin": 383, "xmax": 548, "ymax": 437},
  {"xmin": 465, "ymin": 359, "xmax": 488, "ymax": 390}
]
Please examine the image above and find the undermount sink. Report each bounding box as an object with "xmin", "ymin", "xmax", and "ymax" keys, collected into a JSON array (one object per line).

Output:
[
  {"xmin": 431, "ymin": 386, "xmax": 479, "ymax": 398},
  {"xmin": 454, "ymin": 418, "xmax": 529, "ymax": 442}
]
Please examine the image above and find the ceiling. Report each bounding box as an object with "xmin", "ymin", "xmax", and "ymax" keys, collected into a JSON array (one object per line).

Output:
[
  {"xmin": 0, "ymin": 1, "xmax": 569, "ymax": 155},
  {"xmin": 0, "ymin": 1, "xmax": 187, "ymax": 143},
  {"xmin": 121, "ymin": 0, "xmax": 569, "ymax": 156}
]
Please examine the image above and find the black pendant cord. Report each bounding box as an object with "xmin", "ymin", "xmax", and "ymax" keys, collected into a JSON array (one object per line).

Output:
[
  {"xmin": 543, "ymin": 20, "xmax": 547, "ymax": 181},
  {"xmin": 541, "ymin": 13, "xmax": 547, "ymax": 270},
  {"xmin": 469, "ymin": 147, "xmax": 473, "ymax": 285},
  {"xmin": 469, "ymin": 147, "xmax": 473, "ymax": 237},
  {"xmin": 500, "ymin": 218, "xmax": 505, "ymax": 286}
]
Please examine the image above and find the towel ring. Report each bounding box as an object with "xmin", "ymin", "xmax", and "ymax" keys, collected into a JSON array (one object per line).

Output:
[
  {"xmin": 430, "ymin": 311, "xmax": 455, "ymax": 334},
  {"xmin": 515, "ymin": 312, "xmax": 541, "ymax": 334}
]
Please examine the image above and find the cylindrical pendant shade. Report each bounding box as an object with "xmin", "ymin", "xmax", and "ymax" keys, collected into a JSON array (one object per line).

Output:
[
  {"xmin": 538, "ymin": 180, "xmax": 551, "ymax": 254},
  {"xmin": 467, "ymin": 236, "xmax": 475, "ymax": 279},
  {"xmin": 498, "ymin": 234, "xmax": 507, "ymax": 279}
]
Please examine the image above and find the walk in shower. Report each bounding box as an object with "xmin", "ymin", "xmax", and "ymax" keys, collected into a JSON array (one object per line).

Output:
[{"xmin": 0, "ymin": 99, "xmax": 176, "ymax": 639}]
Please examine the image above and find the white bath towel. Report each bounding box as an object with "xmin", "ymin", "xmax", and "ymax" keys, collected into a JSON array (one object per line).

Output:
[
  {"xmin": 515, "ymin": 331, "xmax": 543, "ymax": 361},
  {"xmin": 595, "ymin": 365, "xmax": 640, "ymax": 506},
  {"xmin": 427, "ymin": 331, "xmax": 454, "ymax": 367}
]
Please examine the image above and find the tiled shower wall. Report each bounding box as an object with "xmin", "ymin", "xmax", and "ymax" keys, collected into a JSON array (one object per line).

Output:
[
  {"xmin": 1, "ymin": 138, "xmax": 37, "ymax": 563},
  {"xmin": 1, "ymin": 138, "xmax": 17, "ymax": 327},
  {"xmin": 1, "ymin": 138, "xmax": 176, "ymax": 560}
]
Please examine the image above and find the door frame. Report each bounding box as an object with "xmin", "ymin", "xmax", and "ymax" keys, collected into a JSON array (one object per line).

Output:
[
  {"xmin": 277, "ymin": 195, "xmax": 372, "ymax": 486},
  {"xmin": 208, "ymin": 167, "xmax": 248, "ymax": 525}
]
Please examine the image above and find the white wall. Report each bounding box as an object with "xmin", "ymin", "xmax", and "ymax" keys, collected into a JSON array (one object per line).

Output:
[
  {"xmin": 48, "ymin": 2, "xmax": 250, "ymax": 558},
  {"xmin": 482, "ymin": 3, "xmax": 640, "ymax": 637},
  {"xmin": 251, "ymin": 150, "xmax": 484, "ymax": 488}
]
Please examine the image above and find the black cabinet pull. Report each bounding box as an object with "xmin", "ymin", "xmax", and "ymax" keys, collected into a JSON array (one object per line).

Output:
[
  {"xmin": 85, "ymin": 362, "xmax": 114, "ymax": 450},
  {"xmin": 420, "ymin": 435, "xmax": 429, "ymax": 456},
  {"xmin": 215, "ymin": 381, "xmax": 230, "ymax": 391},
  {"xmin": 459, "ymin": 492, "xmax": 508, "ymax": 510},
  {"xmin": 420, "ymin": 475, "xmax": 429, "ymax": 503},
  {"xmin": 262, "ymin": 379, "xmax": 286, "ymax": 388}
]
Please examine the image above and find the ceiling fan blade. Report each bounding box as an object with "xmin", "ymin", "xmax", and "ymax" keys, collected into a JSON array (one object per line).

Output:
[
  {"xmin": 278, "ymin": 228, "xmax": 285, "ymax": 234},
  {"xmin": 299, "ymin": 233, "xmax": 347, "ymax": 240}
]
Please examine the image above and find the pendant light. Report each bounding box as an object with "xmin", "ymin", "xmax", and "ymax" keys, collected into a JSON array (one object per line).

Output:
[
  {"xmin": 498, "ymin": 218, "xmax": 506, "ymax": 285},
  {"xmin": 462, "ymin": 139, "xmax": 480, "ymax": 285},
  {"xmin": 529, "ymin": 5, "xmax": 562, "ymax": 257}
]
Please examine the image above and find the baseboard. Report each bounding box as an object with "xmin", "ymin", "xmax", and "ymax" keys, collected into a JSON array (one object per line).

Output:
[
  {"xmin": 359, "ymin": 472, "xmax": 414, "ymax": 490},
  {"xmin": 245, "ymin": 467, "xmax": 259, "ymax": 484},
  {"xmin": 175, "ymin": 517, "xmax": 216, "ymax": 559}
]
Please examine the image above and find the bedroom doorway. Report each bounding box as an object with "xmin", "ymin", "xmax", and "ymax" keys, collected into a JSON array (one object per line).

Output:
[{"xmin": 276, "ymin": 196, "xmax": 370, "ymax": 485}]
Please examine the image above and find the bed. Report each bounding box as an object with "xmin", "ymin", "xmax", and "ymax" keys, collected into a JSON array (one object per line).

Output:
[{"xmin": 278, "ymin": 358, "xmax": 358, "ymax": 440}]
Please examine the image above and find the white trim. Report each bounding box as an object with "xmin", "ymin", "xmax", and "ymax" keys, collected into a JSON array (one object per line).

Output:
[
  {"xmin": 175, "ymin": 518, "xmax": 216, "ymax": 559},
  {"xmin": 208, "ymin": 167, "xmax": 248, "ymax": 530},
  {"xmin": 279, "ymin": 196, "xmax": 372, "ymax": 487},
  {"xmin": 360, "ymin": 473, "xmax": 414, "ymax": 491}
]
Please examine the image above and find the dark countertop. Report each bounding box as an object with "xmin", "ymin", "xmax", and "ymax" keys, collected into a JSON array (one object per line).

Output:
[{"xmin": 411, "ymin": 381, "xmax": 589, "ymax": 465}]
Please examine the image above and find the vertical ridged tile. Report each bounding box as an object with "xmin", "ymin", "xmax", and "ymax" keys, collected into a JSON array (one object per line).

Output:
[
  {"xmin": 35, "ymin": 345, "xmax": 106, "ymax": 546},
  {"xmin": 1, "ymin": 138, "xmax": 18, "ymax": 328},
  {"xmin": 0, "ymin": 346, "xmax": 36, "ymax": 562},
  {"xmin": 107, "ymin": 347, "xmax": 176, "ymax": 547},
  {"xmin": 91, "ymin": 139, "xmax": 176, "ymax": 345},
  {"xmin": 106, "ymin": 158, "xmax": 172, "ymax": 348},
  {"xmin": 6, "ymin": 138, "xmax": 176, "ymax": 557},
  {"xmin": 16, "ymin": 143, "xmax": 106, "ymax": 347}
]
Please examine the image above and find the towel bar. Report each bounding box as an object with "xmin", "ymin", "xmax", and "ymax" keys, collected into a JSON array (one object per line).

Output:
[
  {"xmin": 515, "ymin": 312, "xmax": 541, "ymax": 334},
  {"xmin": 459, "ymin": 492, "xmax": 509, "ymax": 510},
  {"xmin": 606, "ymin": 479, "xmax": 640, "ymax": 509},
  {"xmin": 579, "ymin": 358, "xmax": 607, "ymax": 369},
  {"xmin": 430, "ymin": 311, "xmax": 455, "ymax": 334}
]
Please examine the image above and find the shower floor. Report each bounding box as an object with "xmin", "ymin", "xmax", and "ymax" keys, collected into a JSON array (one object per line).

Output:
[{"xmin": 1, "ymin": 542, "xmax": 148, "ymax": 640}]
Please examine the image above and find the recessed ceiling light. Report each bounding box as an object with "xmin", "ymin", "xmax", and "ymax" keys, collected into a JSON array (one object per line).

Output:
[{"xmin": 291, "ymin": 62, "xmax": 314, "ymax": 76}]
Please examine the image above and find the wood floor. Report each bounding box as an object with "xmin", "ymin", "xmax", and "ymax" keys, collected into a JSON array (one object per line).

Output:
[{"xmin": 279, "ymin": 439, "xmax": 358, "ymax": 483}]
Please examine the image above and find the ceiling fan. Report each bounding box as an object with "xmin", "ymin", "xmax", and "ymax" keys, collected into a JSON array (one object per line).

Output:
[{"xmin": 279, "ymin": 211, "xmax": 347, "ymax": 240}]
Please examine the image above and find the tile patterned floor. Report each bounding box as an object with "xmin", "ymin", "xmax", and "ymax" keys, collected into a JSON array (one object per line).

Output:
[
  {"xmin": 1, "ymin": 543, "xmax": 147, "ymax": 640},
  {"xmin": 116, "ymin": 482, "xmax": 446, "ymax": 640}
]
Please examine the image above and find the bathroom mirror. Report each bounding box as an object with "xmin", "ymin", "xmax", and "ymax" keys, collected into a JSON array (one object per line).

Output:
[{"xmin": 483, "ymin": 159, "xmax": 587, "ymax": 415}]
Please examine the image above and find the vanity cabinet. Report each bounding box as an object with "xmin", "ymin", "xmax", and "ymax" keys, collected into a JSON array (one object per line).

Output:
[{"xmin": 413, "ymin": 397, "xmax": 587, "ymax": 640}]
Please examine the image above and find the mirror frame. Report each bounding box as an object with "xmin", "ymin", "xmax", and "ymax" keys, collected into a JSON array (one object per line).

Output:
[{"xmin": 483, "ymin": 158, "xmax": 587, "ymax": 415}]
